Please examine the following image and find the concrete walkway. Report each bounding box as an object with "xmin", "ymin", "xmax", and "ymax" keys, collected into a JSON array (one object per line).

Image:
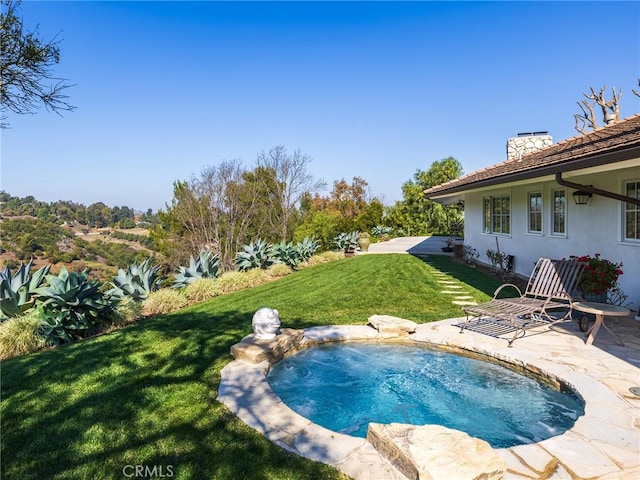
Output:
[{"xmin": 365, "ymin": 236, "xmax": 457, "ymax": 255}]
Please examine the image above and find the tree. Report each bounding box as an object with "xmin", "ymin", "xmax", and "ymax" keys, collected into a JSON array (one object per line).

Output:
[
  {"xmin": 256, "ymin": 146, "xmax": 326, "ymax": 241},
  {"xmin": 293, "ymin": 176, "xmax": 383, "ymax": 242},
  {"xmin": 152, "ymin": 160, "xmax": 260, "ymax": 269},
  {"xmin": 386, "ymin": 157, "xmax": 463, "ymax": 235},
  {"xmin": 86, "ymin": 202, "xmax": 111, "ymax": 228},
  {"xmin": 574, "ymin": 85, "xmax": 621, "ymax": 133},
  {"xmin": 0, "ymin": 0, "xmax": 74, "ymax": 127}
]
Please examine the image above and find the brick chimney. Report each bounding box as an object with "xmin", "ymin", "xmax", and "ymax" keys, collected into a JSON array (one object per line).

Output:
[{"xmin": 506, "ymin": 131, "xmax": 553, "ymax": 161}]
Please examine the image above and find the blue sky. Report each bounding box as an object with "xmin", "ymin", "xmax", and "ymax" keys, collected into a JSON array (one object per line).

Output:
[{"xmin": 2, "ymin": 1, "xmax": 639, "ymax": 212}]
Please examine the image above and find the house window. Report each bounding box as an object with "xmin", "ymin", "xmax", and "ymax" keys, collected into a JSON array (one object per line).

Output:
[
  {"xmin": 482, "ymin": 195, "xmax": 511, "ymax": 234},
  {"xmin": 552, "ymin": 189, "xmax": 566, "ymax": 235},
  {"xmin": 483, "ymin": 197, "xmax": 491, "ymax": 233},
  {"xmin": 624, "ymin": 181, "xmax": 640, "ymax": 240},
  {"xmin": 528, "ymin": 192, "xmax": 542, "ymax": 233}
]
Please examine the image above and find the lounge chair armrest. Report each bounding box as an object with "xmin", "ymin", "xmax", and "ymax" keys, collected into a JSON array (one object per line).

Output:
[{"xmin": 492, "ymin": 283, "xmax": 523, "ymax": 300}]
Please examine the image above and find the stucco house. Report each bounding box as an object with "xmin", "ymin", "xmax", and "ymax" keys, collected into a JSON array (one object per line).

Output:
[{"xmin": 424, "ymin": 114, "xmax": 640, "ymax": 312}]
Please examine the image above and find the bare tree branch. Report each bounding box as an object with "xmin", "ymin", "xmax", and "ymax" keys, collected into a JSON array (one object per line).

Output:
[
  {"xmin": 1, "ymin": 0, "xmax": 75, "ymax": 128},
  {"xmin": 574, "ymin": 85, "xmax": 622, "ymax": 134}
]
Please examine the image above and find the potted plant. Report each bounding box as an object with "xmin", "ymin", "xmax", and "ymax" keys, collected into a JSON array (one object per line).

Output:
[
  {"xmin": 357, "ymin": 232, "xmax": 370, "ymax": 253},
  {"xmin": 441, "ymin": 237, "xmax": 454, "ymax": 253},
  {"xmin": 334, "ymin": 232, "xmax": 359, "ymax": 257},
  {"xmin": 574, "ymin": 253, "xmax": 623, "ymax": 303}
]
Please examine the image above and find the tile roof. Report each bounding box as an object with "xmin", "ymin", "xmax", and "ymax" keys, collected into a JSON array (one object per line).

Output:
[{"xmin": 424, "ymin": 114, "xmax": 640, "ymax": 197}]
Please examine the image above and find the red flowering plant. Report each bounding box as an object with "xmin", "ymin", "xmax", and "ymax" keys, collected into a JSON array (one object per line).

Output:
[{"xmin": 574, "ymin": 254, "xmax": 624, "ymax": 295}]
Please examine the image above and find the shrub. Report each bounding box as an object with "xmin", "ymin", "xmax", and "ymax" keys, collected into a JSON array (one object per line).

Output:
[
  {"xmin": 142, "ymin": 288, "xmax": 187, "ymax": 316},
  {"xmin": 184, "ymin": 278, "xmax": 223, "ymax": 303},
  {"xmin": 573, "ymin": 254, "xmax": 624, "ymax": 295},
  {"xmin": 216, "ymin": 271, "xmax": 256, "ymax": 294},
  {"xmin": 110, "ymin": 296, "xmax": 143, "ymax": 327},
  {"xmin": 307, "ymin": 251, "xmax": 345, "ymax": 265},
  {"xmin": 243, "ymin": 268, "xmax": 269, "ymax": 287},
  {"xmin": 0, "ymin": 311, "xmax": 46, "ymax": 360},
  {"xmin": 266, "ymin": 263, "xmax": 293, "ymax": 278}
]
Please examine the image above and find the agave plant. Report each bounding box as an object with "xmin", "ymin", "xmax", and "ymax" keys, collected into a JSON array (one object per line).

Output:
[
  {"xmin": 372, "ymin": 225, "xmax": 393, "ymax": 237},
  {"xmin": 295, "ymin": 237, "xmax": 319, "ymax": 262},
  {"xmin": 107, "ymin": 258, "xmax": 164, "ymax": 301},
  {"xmin": 173, "ymin": 249, "xmax": 220, "ymax": 288},
  {"xmin": 234, "ymin": 239, "xmax": 274, "ymax": 271},
  {"xmin": 333, "ymin": 232, "xmax": 359, "ymax": 253},
  {"xmin": 0, "ymin": 260, "xmax": 50, "ymax": 319},
  {"xmin": 35, "ymin": 267, "xmax": 115, "ymax": 344},
  {"xmin": 271, "ymin": 241, "xmax": 301, "ymax": 269}
]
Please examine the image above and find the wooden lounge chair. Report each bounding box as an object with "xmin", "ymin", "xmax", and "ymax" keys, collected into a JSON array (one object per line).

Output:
[{"xmin": 458, "ymin": 257, "xmax": 586, "ymax": 346}]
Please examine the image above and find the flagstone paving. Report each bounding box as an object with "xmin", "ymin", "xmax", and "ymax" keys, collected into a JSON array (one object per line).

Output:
[{"xmin": 219, "ymin": 314, "xmax": 640, "ymax": 480}]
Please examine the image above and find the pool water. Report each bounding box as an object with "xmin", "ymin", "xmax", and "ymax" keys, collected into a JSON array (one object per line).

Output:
[{"xmin": 267, "ymin": 342, "xmax": 584, "ymax": 448}]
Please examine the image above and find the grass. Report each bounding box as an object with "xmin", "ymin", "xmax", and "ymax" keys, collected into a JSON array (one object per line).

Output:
[{"xmin": 1, "ymin": 254, "xmax": 501, "ymax": 480}]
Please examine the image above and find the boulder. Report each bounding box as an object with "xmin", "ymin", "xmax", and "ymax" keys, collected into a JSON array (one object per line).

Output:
[
  {"xmin": 367, "ymin": 423, "xmax": 506, "ymax": 480},
  {"xmin": 368, "ymin": 315, "xmax": 418, "ymax": 338},
  {"xmin": 230, "ymin": 328, "xmax": 304, "ymax": 364}
]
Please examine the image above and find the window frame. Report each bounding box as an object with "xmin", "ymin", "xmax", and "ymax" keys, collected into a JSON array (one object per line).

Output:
[
  {"xmin": 482, "ymin": 193, "xmax": 511, "ymax": 235},
  {"xmin": 550, "ymin": 188, "xmax": 567, "ymax": 236},
  {"xmin": 623, "ymin": 179, "xmax": 640, "ymax": 242},
  {"xmin": 527, "ymin": 191, "xmax": 543, "ymax": 234}
]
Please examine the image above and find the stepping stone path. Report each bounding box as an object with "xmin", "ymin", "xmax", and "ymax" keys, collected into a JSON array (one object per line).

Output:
[{"xmin": 424, "ymin": 262, "xmax": 478, "ymax": 307}]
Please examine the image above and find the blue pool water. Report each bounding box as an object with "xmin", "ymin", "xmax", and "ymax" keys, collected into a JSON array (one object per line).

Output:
[{"xmin": 267, "ymin": 343, "xmax": 584, "ymax": 448}]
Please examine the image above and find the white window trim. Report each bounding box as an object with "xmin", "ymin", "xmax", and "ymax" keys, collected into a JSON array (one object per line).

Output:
[
  {"xmin": 527, "ymin": 190, "xmax": 544, "ymax": 235},
  {"xmin": 621, "ymin": 178, "xmax": 640, "ymax": 244},
  {"xmin": 481, "ymin": 191, "xmax": 512, "ymax": 236},
  {"xmin": 550, "ymin": 188, "xmax": 567, "ymax": 238}
]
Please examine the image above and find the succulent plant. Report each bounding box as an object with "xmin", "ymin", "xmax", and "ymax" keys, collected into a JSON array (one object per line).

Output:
[
  {"xmin": 107, "ymin": 258, "xmax": 164, "ymax": 301},
  {"xmin": 271, "ymin": 241, "xmax": 301, "ymax": 269},
  {"xmin": 295, "ymin": 236, "xmax": 319, "ymax": 262},
  {"xmin": 234, "ymin": 239, "xmax": 274, "ymax": 271},
  {"xmin": 0, "ymin": 260, "xmax": 50, "ymax": 319},
  {"xmin": 35, "ymin": 267, "xmax": 115, "ymax": 344},
  {"xmin": 333, "ymin": 232, "xmax": 359, "ymax": 252},
  {"xmin": 173, "ymin": 249, "xmax": 220, "ymax": 288},
  {"xmin": 372, "ymin": 225, "xmax": 393, "ymax": 237}
]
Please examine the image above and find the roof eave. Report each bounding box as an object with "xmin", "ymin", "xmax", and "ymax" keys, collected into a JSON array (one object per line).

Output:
[{"xmin": 424, "ymin": 144, "xmax": 640, "ymax": 199}]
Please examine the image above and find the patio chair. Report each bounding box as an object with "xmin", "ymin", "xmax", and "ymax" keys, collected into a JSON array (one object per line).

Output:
[{"xmin": 457, "ymin": 257, "xmax": 586, "ymax": 346}]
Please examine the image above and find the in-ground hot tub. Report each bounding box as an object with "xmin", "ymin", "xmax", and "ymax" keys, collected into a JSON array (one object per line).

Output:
[
  {"xmin": 219, "ymin": 318, "xmax": 638, "ymax": 480},
  {"xmin": 267, "ymin": 341, "xmax": 584, "ymax": 448}
]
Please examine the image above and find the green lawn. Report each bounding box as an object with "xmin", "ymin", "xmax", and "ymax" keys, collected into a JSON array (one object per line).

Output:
[{"xmin": 1, "ymin": 254, "xmax": 500, "ymax": 480}]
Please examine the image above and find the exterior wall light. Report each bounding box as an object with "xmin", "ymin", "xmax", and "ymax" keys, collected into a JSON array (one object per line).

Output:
[{"xmin": 572, "ymin": 190, "xmax": 593, "ymax": 205}]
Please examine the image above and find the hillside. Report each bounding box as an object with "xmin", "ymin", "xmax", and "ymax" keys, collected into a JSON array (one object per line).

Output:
[{"xmin": 0, "ymin": 215, "xmax": 157, "ymax": 280}]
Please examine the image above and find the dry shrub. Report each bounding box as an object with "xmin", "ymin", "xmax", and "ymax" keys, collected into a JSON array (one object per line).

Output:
[
  {"xmin": 111, "ymin": 296, "xmax": 143, "ymax": 326},
  {"xmin": 307, "ymin": 251, "xmax": 345, "ymax": 265},
  {"xmin": 142, "ymin": 288, "xmax": 187, "ymax": 316},
  {"xmin": 244, "ymin": 268, "xmax": 269, "ymax": 286},
  {"xmin": 0, "ymin": 311, "xmax": 47, "ymax": 360},
  {"xmin": 184, "ymin": 277, "xmax": 223, "ymax": 303},
  {"xmin": 266, "ymin": 263, "xmax": 293, "ymax": 278},
  {"xmin": 216, "ymin": 271, "xmax": 250, "ymax": 294},
  {"xmin": 216, "ymin": 269, "xmax": 268, "ymax": 294}
]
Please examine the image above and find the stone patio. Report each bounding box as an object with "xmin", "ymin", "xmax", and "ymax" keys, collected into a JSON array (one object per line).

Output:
[{"xmin": 217, "ymin": 314, "xmax": 640, "ymax": 480}]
